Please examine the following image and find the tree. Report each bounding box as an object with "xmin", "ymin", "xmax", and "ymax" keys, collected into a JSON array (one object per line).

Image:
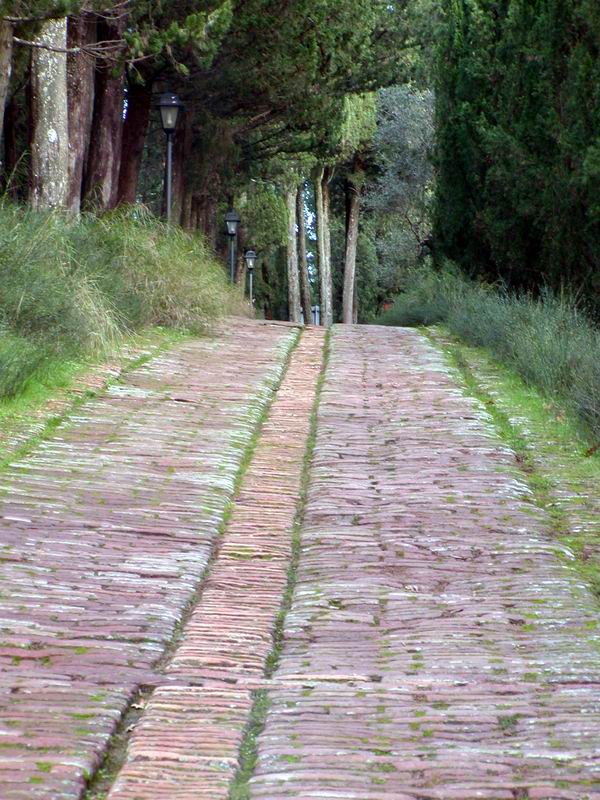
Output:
[
  {"xmin": 342, "ymin": 156, "xmax": 364, "ymax": 324},
  {"xmin": 314, "ymin": 164, "xmax": 333, "ymax": 327},
  {"xmin": 66, "ymin": 13, "xmax": 96, "ymax": 213},
  {"xmin": 285, "ymin": 185, "xmax": 301, "ymax": 323},
  {"xmin": 297, "ymin": 182, "xmax": 312, "ymax": 323},
  {"xmin": 434, "ymin": 0, "xmax": 600, "ymax": 300},
  {"xmin": 1, "ymin": 0, "xmax": 428, "ymax": 328},
  {"xmin": 0, "ymin": 19, "xmax": 13, "ymax": 146},
  {"xmin": 30, "ymin": 17, "xmax": 69, "ymax": 209}
]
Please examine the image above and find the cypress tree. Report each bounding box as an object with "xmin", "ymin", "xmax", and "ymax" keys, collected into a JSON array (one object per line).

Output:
[{"xmin": 435, "ymin": 0, "xmax": 600, "ymax": 300}]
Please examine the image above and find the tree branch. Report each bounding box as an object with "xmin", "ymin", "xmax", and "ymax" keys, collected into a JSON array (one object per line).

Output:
[
  {"xmin": 13, "ymin": 35, "xmax": 126, "ymax": 60},
  {"xmin": 14, "ymin": 35, "xmax": 83, "ymax": 53}
]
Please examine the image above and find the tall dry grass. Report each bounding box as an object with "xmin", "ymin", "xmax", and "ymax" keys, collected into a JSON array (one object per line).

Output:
[
  {"xmin": 0, "ymin": 204, "xmax": 244, "ymax": 398},
  {"xmin": 380, "ymin": 264, "xmax": 600, "ymax": 439}
]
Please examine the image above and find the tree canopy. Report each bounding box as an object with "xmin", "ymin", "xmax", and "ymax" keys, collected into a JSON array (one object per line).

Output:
[{"xmin": 434, "ymin": 0, "xmax": 600, "ymax": 299}]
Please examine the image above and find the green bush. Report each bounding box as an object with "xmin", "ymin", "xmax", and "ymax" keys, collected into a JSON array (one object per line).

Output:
[
  {"xmin": 0, "ymin": 204, "xmax": 242, "ymax": 398},
  {"xmin": 379, "ymin": 265, "xmax": 600, "ymax": 439}
]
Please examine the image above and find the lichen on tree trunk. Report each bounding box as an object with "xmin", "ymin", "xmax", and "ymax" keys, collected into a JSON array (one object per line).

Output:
[
  {"xmin": 30, "ymin": 18, "xmax": 69, "ymax": 210},
  {"xmin": 297, "ymin": 183, "xmax": 312, "ymax": 324},
  {"xmin": 286, "ymin": 186, "xmax": 302, "ymax": 323},
  {"xmin": 315, "ymin": 165, "xmax": 333, "ymax": 327}
]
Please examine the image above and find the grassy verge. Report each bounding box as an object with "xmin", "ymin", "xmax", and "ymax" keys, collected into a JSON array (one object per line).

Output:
[
  {"xmin": 428, "ymin": 326, "xmax": 600, "ymax": 602},
  {"xmin": 0, "ymin": 203, "xmax": 247, "ymax": 400},
  {"xmin": 0, "ymin": 326, "xmax": 185, "ymax": 469},
  {"xmin": 379, "ymin": 264, "xmax": 600, "ymax": 442}
]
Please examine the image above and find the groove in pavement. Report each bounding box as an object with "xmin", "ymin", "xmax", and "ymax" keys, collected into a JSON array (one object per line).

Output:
[
  {"xmin": 106, "ymin": 328, "xmax": 326, "ymax": 800},
  {"xmin": 0, "ymin": 320, "xmax": 295, "ymax": 800},
  {"xmin": 249, "ymin": 325, "xmax": 600, "ymax": 800}
]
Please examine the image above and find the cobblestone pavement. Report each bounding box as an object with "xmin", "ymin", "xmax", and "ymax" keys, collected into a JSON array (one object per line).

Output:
[
  {"xmin": 3, "ymin": 322, "xmax": 600, "ymax": 800},
  {"xmin": 107, "ymin": 327, "xmax": 325, "ymax": 800},
  {"xmin": 0, "ymin": 320, "xmax": 297, "ymax": 798},
  {"xmin": 250, "ymin": 326, "xmax": 600, "ymax": 799}
]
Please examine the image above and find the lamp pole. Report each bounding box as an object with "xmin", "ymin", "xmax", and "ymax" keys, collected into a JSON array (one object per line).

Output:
[
  {"xmin": 245, "ymin": 249, "xmax": 257, "ymax": 305},
  {"xmin": 225, "ymin": 209, "xmax": 241, "ymax": 283},
  {"xmin": 157, "ymin": 92, "xmax": 183, "ymax": 224},
  {"xmin": 165, "ymin": 132, "xmax": 174, "ymax": 223}
]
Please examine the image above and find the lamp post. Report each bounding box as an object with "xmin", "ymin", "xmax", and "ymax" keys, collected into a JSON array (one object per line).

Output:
[
  {"xmin": 157, "ymin": 92, "xmax": 183, "ymax": 224},
  {"xmin": 245, "ymin": 249, "xmax": 257, "ymax": 305},
  {"xmin": 224, "ymin": 209, "xmax": 241, "ymax": 283}
]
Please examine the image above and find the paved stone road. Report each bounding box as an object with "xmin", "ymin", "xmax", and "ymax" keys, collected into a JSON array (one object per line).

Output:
[
  {"xmin": 108, "ymin": 327, "xmax": 325, "ymax": 800},
  {"xmin": 2, "ymin": 322, "xmax": 600, "ymax": 799},
  {"xmin": 251, "ymin": 326, "xmax": 600, "ymax": 799},
  {"xmin": 0, "ymin": 320, "xmax": 297, "ymax": 798}
]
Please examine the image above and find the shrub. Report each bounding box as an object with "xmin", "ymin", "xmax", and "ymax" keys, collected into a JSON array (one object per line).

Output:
[
  {"xmin": 0, "ymin": 204, "xmax": 242, "ymax": 398},
  {"xmin": 379, "ymin": 264, "xmax": 600, "ymax": 440}
]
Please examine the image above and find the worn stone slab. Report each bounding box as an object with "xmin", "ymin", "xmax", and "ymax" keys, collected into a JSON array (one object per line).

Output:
[
  {"xmin": 0, "ymin": 320, "xmax": 296, "ymax": 798},
  {"xmin": 105, "ymin": 686, "xmax": 254, "ymax": 799},
  {"xmin": 108, "ymin": 328, "xmax": 326, "ymax": 800},
  {"xmin": 250, "ymin": 325, "xmax": 600, "ymax": 799}
]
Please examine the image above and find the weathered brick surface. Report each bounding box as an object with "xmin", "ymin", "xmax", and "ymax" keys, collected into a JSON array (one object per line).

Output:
[
  {"xmin": 105, "ymin": 686, "xmax": 254, "ymax": 799},
  {"xmin": 5, "ymin": 321, "xmax": 600, "ymax": 799},
  {"xmin": 108, "ymin": 328, "xmax": 326, "ymax": 799},
  {"xmin": 250, "ymin": 325, "xmax": 600, "ymax": 799},
  {"xmin": 0, "ymin": 320, "xmax": 295, "ymax": 798}
]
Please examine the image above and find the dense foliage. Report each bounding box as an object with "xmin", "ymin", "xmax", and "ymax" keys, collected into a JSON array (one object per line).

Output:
[
  {"xmin": 0, "ymin": 0, "xmax": 422, "ymax": 324},
  {"xmin": 434, "ymin": 0, "xmax": 600, "ymax": 300}
]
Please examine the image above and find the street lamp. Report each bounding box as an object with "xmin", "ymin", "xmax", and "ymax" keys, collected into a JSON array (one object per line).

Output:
[
  {"xmin": 224, "ymin": 209, "xmax": 241, "ymax": 283},
  {"xmin": 157, "ymin": 92, "xmax": 183, "ymax": 224},
  {"xmin": 245, "ymin": 249, "xmax": 257, "ymax": 305}
]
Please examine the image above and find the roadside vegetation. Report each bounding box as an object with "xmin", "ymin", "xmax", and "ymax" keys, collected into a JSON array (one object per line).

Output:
[
  {"xmin": 0, "ymin": 203, "xmax": 243, "ymax": 401},
  {"xmin": 380, "ymin": 265, "xmax": 600, "ymax": 442},
  {"xmin": 423, "ymin": 331, "xmax": 600, "ymax": 632}
]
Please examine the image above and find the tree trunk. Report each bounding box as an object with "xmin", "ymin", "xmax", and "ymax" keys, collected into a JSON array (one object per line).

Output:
[
  {"xmin": 117, "ymin": 77, "xmax": 152, "ymax": 206},
  {"xmin": 190, "ymin": 194, "xmax": 200, "ymax": 229},
  {"xmin": 205, "ymin": 196, "xmax": 218, "ymax": 249},
  {"xmin": 342, "ymin": 177, "xmax": 361, "ymax": 325},
  {"xmin": 83, "ymin": 17, "xmax": 126, "ymax": 211},
  {"xmin": 261, "ymin": 259, "xmax": 273, "ymax": 320},
  {"xmin": 315, "ymin": 165, "xmax": 333, "ymax": 327},
  {"xmin": 30, "ymin": 18, "xmax": 69, "ymax": 210},
  {"xmin": 196, "ymin": 192, "xmax": 218, "ymax": 248},
  {"xmin": 297, "ymin": 183, "xmax": 312, "ymax": 324},
  {"xmin": 66, "ymin": 14, "xmax": 96, "ymax": 214},
  {"xmin": 286, "ymin": 186, "xmax": 302, "ymax": 323},
  {"xmin": 182, "ymin": 188, "xmax": 193, "ymax": 229},
  {"xmin": 0, "ymin": 20, "xmax": 13, "ymax": 153}
]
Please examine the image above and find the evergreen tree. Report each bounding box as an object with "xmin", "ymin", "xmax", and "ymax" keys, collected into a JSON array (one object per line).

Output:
[{"xmin": 435, "ymin": 0, "xmax": 600, "ymax": 299}]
